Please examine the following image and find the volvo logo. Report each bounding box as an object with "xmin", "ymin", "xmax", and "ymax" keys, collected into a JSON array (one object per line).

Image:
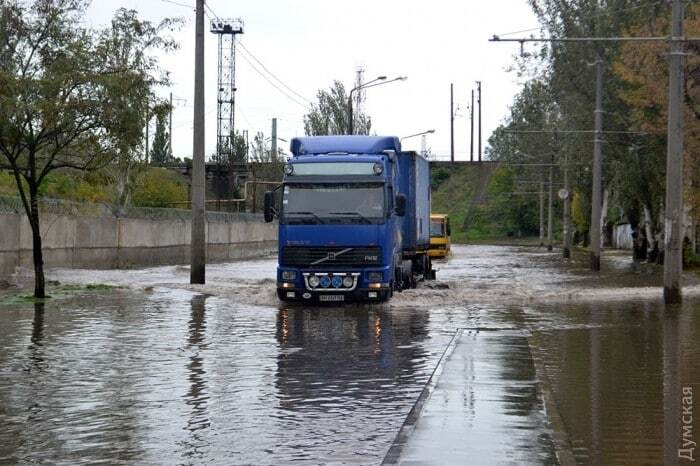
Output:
[{"xmin": 311, "ymin": 247, "xmax": 353, "ymax": 265}]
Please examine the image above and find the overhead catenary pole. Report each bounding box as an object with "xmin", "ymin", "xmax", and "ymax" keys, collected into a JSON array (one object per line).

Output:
[
  {"xmin": 450, "ymin": 83, "xmax": 454, "ymax": 163},
  {"xmin": 271, "ymin": 118, "xmax": 277, "ymax": 161},
  {"xmin": 169, "ymin": 92, "xmax": 173, "ymax": 161},
  {"xmin": 539, "ymin": 179, "xmax": 545, "ymax": 246},
  {"xmin": 477, "ymin": 81, "xmax": 482, "ymax": 162},
  {"xmin": 590, "ymin": 58, "xmax": 604, "ymax": 271},
  {"xmin": 563, "ymin": 149, "xmax": 571, "ymax": 259},
  {"xmin": 470, "ymin": 89, "xmax": 475, "ymax": 162},
  {"xmin": 548, "ymin": 156, "xmax": 554, "ymax": 251},
  {"xmin": 145, "ymin": 105, "xmax": 149, "ymax": 164},
  {"xmin": 190, "ymin": 0, "xmax": 206, "ymax": 285},
  {"xmin": 664, "ymin": 0, "xmax": 685, "ymax": 304}
]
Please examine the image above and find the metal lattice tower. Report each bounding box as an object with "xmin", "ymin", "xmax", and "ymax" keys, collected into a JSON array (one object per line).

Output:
[
  {"xmin": 210, "ymin": 19, "xmax": 244, "ymax": 163},
  {"xmin": 353, "ymin": 67, "xmax": 365, "ymax": 133}
]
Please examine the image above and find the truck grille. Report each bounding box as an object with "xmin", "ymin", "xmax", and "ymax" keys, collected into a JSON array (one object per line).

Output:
[{"xmin": 282, "ymin": 246, "xmax": 382, "ymax": 268}]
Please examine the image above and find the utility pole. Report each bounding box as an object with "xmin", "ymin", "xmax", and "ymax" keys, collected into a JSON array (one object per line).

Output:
[
  {"xmin": 590, "ymin": 58, "xmax": 604, "ymax": 271},
  {"xmin": 539, "ymin": 179, "xmax": 545, "ymax": 246},
  {"xmin": 664, "ymin": 0, "xmax": 685, "ymax": 304},
  {"xmin": 470, "ymin": 89, "xmax": 475, "ymax": 162},
  {"xmin": 145, "ymin": 106, "xmax": 149, "ymax": 164},
  {"xmin": 563, "ymin": 149, "xmax": 572, "ymax": 259},
  {"xmin": 547, "ymin": 155, "xmax": 554, "ymax": 251},
  {"xmin": 450, "ymin": 83, "xmax": 454, "ymax": 163},
  {"xmin": 477, "ymin": 81, "xmax": 482, "ymax": 162},
  {"xmin": 169, "ymin": 92, "xmax": 173, "ymax": 161},
  {"xmin": 271, "ymin": 118, "xmax": 278, "ymax": 161},
  {"xmin": 190, "ymin": 0, "xmax": 206, "ymax": 285}
]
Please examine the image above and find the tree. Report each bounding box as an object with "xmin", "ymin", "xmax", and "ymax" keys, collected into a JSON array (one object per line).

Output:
[
  {"xmin": 97, "ymin": 9, "xmax": 180, "ymax": 207},
  {"xmin": 303, "ymin": 80, "xmax": 371, "ymax": 136},
  {"xmin": 613, "ymin": 4, "xmax": 700, "ymax": 221},
  {"xmin": 0, "ymin": 1, "xmax": 178, "ymax": 298},
  {"xmin": 150, "ymin": 108, "xmax": 171, "ymax": 166}
]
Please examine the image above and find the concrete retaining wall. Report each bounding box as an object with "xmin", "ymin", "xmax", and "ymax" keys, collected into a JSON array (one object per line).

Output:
[{"xmin": 0, "ymin": 198, "xmax": 276, "ymax": 279}]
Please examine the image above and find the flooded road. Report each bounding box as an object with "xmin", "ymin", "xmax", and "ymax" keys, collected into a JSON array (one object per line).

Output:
[{"xmin": 1, "ymin": 245, "xmax": 699, "ymax": 464}]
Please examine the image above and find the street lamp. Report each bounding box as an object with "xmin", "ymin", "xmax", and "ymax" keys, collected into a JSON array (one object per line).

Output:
[
  {"xmin": 400, "ymin": 129, "xmax": 435, "ymax": 141},
  {"xmin": 347, "ymin": 76, "xmax": 407, "ymax": 135}
]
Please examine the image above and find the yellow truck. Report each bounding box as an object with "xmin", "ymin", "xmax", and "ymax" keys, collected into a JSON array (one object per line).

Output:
[{"xmin": 428, "ymin": 214, "xmax": 451, "ymax": 259}]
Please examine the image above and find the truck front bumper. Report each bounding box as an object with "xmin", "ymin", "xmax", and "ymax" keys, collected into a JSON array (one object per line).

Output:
[{"xmin": 276, "ymin": 283, "xmax": 391, "ymax": 303}]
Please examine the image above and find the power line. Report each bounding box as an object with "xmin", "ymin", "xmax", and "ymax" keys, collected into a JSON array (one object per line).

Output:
[
  {"xmin": 157, "ymin": 0, "xmax": 194, "ymax": 10},
  {"xmin": 203, "ymin": 1, "xmax": 219, "ymax": 19},
  {"xmin": 494, "ymin": 1, "xmax": 666, "ymax": 39},
  {"xmin": 237, "ymin": 41, "xmax": 312, "ymax": 104},
  {"xmin": 203, "ymin": 1, "xmax": 311, "ymax": 110},
  {"xmin": 236, "ymin": 45, "xmax": 310, "ymax": 109}
]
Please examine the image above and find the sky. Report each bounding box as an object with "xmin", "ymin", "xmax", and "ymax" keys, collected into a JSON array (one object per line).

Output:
[{"xmin": 85, "ymin": 0, "xmax": 540, "ymax": 161}]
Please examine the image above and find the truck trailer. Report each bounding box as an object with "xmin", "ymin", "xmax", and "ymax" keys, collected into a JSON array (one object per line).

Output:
[{"xmin": 264, "ymin": 135, "xmax": 433, "ymax": 303}]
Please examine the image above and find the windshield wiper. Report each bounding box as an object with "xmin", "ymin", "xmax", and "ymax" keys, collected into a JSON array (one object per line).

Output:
[
  {"xmin": 328, "ymin": 211, "xmax": 373, "ymax": 224},
  {"xmin": 285, "ymin": 211, "xmax": 325, "ymax": 224}
]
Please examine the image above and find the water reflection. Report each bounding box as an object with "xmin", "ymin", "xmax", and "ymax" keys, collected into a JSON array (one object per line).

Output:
[
  {"xmin": 182, "ymin": 294, "xmax": 210, "ymax": 459},
  {"xmin": 275, "ymin": 307, "xmax": 431, "ymax": 410},
  {"xmin": 536, "ymin": 300, "xmax": 700, "ymax": 465},
  {"xmin": 27, "ymin": 302, "xmax": 46, "ymax": 372}
]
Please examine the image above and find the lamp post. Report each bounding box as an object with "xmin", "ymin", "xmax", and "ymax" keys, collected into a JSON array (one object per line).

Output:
[
  {"xmin": 400, "ymin": 129, "xmax": 435, "ymax": 141},
  {"xmin": 347, "ymin": 76, "xmax": 407, "ymax": 134}
]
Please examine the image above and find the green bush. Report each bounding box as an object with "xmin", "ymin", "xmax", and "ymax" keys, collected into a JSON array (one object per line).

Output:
[
  {"xmin": 131, "ymin": 167, "xmax": 188, "ymax": 208},
  {"xmin": 430, "ymin": 167, "xmax": 452, "ymax": 190}
]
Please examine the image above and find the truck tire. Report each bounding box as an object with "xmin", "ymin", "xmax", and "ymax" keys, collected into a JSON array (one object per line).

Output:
[{"xmin": 401, "ymin": 260, "xmax": 415, "ymax": 290}]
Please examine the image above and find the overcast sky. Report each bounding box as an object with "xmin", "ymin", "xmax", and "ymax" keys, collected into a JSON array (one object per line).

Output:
[{"xmin": 85, "ymin": 0, "xmax": 539, "ymax": 160}]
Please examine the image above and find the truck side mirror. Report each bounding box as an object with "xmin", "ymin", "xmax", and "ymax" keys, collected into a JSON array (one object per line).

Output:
[
  {"xmin": 395, "ymin": 194, "xmax": 407, "ymax": 217},
  {"xmin": 446, "ymin": 221, "xmax": 451, "ymax": 236},
  {"xmin": 264, "ymin": 191, "xmax": 275, "ymax": 223}
]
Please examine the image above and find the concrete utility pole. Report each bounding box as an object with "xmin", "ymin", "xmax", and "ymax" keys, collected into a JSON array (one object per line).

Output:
[
  {"xmin": 190, "ymin": 0, "xmax": 206, "ymax": 285},
  {"xmin": 476, "ymin": 81, "xmax": 482, "ymax": 162},
  {"xmin": 145, "ymin": 106, "xmax": 149, "ymax": 164},
  {"xmin": 271, "ymin": 118, "xmax": 278, "ymax": 161},
  {"xmin": 539, "ymin": 180, "xmax": 545, "ymax": 246},
  {"xmin": 470, "ymin": 89, "xmax": 475, "ymax": 162},
  {"xmin": 169, "ymin": 92, "xmax": 173, "ymax": 160},
  {"xmin": 563, "ymin": 149, "xmax": 572, "ymax": 259},
  {"xmin": 548, "ymin": 159, "xmax": 554, "ymax": 251},
  {"xmin": 590, "ymin": 58, "xmax": 604, "ymax": 271},
  {"xmin": 664, "ymin": 0, "xmax": 685, "ymax": 304},
  {"xmin": 450, "ymin": 83, "xmax": 454, "ymax": 163}
]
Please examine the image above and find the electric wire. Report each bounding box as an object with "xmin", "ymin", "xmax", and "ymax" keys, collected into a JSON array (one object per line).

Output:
[
  {"xmin": 204, "ymin": 0, "xmax": 312, "ymax": 106},
  {"xmin": 236, "ymin": 44, "xmax": 310, "ymax": 109},
  {"xmin": 237, "ymin": 41, "xmax": 313, "ymax": 105},
  {"xmin": 494, "ymin": 0, "xmax": 667, "ymax": 39},
  {"xmin": 156, "ymin": 0, "xmax": 194, "ymax": 10}
]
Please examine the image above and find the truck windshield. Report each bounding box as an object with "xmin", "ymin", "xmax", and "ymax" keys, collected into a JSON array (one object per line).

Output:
[
  {"xmin": 282, "ymin": 183, "xmax": 386, "ymax": 225},
  {"xmin": 430, "ymin": 220, "xmax": 445, "ymax": 237}
]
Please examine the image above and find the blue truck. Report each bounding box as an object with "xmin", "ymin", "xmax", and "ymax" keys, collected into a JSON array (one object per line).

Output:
[{"xmin": 264, "ymin": 135, "xmax": 434, "ymax": 303}]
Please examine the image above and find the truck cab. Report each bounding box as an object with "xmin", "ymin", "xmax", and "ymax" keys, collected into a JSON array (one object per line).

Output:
[
  {"xmin": 264, "ymin": 136, "xmax": 432, "ymax": 303},
  {"xmin": 428, "ymin": 214, "xmax": 451, "ymax": 259}
]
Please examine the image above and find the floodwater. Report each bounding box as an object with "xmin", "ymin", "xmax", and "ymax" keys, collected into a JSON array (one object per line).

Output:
[{"xmin": 0, "ymin": 245, "xmax": 699, "ymax": 465}]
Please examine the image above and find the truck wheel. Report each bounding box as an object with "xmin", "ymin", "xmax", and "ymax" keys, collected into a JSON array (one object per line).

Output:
[
  {"xmin": 401, "ymin": 260, "xmax": 414, "ymax": 290},
  {"xmin": 426, "ymin": 256, "xmax": 435, "ymax": 281}
]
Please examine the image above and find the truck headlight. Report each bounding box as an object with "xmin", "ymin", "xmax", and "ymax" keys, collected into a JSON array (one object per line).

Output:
[
  {"xmin": 342, "ymin": 276, "xmax": 354, "ymax": 288},
  {"xmin": 282, "ymin": 270, "xmax": 297, "ymax": 280},
  {"xmin": 308, "ymin": 275, "xmax": 320, "ymax": 288},
  {"xmin": 331, "ymin": 276, "xmax": 343, "ymax": 288},
  {"xmin": 284, "ymin": 164, "xmax": 294, "ymax": 175},
  {"xmin": 320, "ymin": 276, "xmax": 331, "ymax": 288},
  {"xmin": 367, "ymin": 272, "xmax": 382, "ymax": 282},
  {"xmin": 373, "ymin": 163, "xmax": 384, "ymax": 175}
]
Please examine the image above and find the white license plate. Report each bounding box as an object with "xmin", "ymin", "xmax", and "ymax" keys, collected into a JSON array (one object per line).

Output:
[{"xmin": 319, "ymin": 294, "xmax": 344, "ymax": 302}]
